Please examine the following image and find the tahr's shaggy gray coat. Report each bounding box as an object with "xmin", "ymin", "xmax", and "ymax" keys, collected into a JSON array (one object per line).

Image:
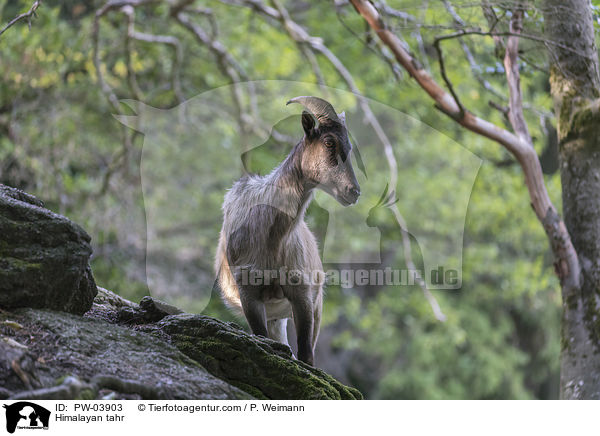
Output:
[{"xmin": 215, "ymin": 96, "xmax": 360, "ymax": 365}]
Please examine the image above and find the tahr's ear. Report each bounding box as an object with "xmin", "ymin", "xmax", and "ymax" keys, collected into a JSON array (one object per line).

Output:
[{"xmin": 301, "ymin": 110, "xmax": 316, "ymax": 135}]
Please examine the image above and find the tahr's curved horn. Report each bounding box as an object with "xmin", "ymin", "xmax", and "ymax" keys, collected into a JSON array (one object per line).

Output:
[{"xmin": 286, "ymin": 96, "xmax": 340, "ymax": 125}]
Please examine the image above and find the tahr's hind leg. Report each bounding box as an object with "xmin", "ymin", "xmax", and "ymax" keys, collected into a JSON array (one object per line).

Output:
[
  {"xmin": 267, "ymin": 318, "xmax": 289, "ymax": 346},
  {"xmin": 239, "ymin": 289, "xmax": 268, "ymax": 337},
  {"xmin": 290, "ymin": 294, "xmax": 315, "ymax": 366},
  {"xmin": 312, "ymin": 289, "xmax": 323, "ymax": 354}
]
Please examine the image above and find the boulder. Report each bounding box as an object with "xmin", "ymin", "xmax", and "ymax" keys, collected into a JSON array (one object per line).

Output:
[
  {"xmin": 0, "ymin": 293, "xmax": 362, "ymax": 400},
  {"xmin": 0, "ymin": 185, "xmax": 97, "ymax": 314},
  {"xmin": 0, "ymin": 308, "xmax": 250, "ymax": 400}
]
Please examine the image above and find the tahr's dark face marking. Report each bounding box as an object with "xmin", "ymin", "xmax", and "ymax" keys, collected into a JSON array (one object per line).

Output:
[{"xmin": 300, "ymin": 111, "xmax": 360, "ymax": 206}]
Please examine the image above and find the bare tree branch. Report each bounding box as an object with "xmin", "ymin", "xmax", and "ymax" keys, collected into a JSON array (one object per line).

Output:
[
  {"xmin": 92, "ymin": 1, "xmax": 158, "ymax": 111},
  {"xmin": 439, "ymin": 0, "xmax": 552, "ymax": 125},
  {"xmin": 375, "ymin": 0, "xmax": 416, "ymax": 24},
  {"xmin": 441, "ymin": 0, "xmax": 505, "ymax": 100},
  {"xmin": 172, "ymin": 9, "xmax": 253, "ymax": 151},
  {"xmin": 0, "ymin": 1, "xmax": 42, "ymax": 39},
  {"xmin": 432, "ymin": 28, "xmax": 577, "ymax": 56},
  {"xmin": 503, "ymin": 8, "xmax": 532, "ymax": 144},
  {"xmin": 91, "ymin": 0, "xmax": 162, "ymax": 195},
  {"xmin": 122, "ymin": 5, "xmax": 144, "ymax": 101},
  {"xmin": 123, "ymin": 5, "xmax": 185, "ymax": 103},
  {"xmin": 481, "ymin": 0, "xmax": 505, "ymax": 58},
  {"xmin": 348, "ymin": 0, "xmax": 581, "ymax": 299},
  {"xmin": 169, "ymin": 0, "xmax": 195, "ymax": 17}
]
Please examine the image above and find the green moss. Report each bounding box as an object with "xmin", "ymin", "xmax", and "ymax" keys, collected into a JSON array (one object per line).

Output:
[
  {"xmin": 582, "ymin": 294, "xmax": 600, "ymax": 355},
  {"xmin": 77, "ymin": 388, "xmax": 96, "ymax": 400},
  {"xmin": 53, "ymin": 375, "xmax": 68, "ymax": 386},
  {"xmin": 3, "ymin": 256, "xmax": 42, "ymax": 270}
]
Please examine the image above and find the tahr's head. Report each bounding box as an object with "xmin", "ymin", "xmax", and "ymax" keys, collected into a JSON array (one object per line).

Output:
[{"xmin": 287, "ymin": 96, "xmax": 360, "ymax": 206}]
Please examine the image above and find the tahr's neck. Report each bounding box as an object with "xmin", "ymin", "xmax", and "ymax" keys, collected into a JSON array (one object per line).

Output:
[{"xmin": 268, "ymin": 142, "xmax": 314, "ymax": 223}]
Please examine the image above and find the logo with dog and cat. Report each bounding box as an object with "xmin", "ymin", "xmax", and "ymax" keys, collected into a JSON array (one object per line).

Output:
[{"xmin": 3, "ymin": 402, "xmax": 50, "ymax": 433}]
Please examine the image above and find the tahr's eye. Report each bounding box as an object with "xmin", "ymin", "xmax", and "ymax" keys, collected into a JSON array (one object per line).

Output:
[{"xmin": 324, "ymin": 138, "xmax": 335, "ymax": 148}]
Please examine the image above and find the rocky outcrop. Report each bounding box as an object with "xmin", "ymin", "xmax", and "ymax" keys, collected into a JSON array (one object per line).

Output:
[
  {"xmin": 0, "ymin": 185, "xmax": 97, "ymax": 315},
  {"xmin": 0, "ymin": 307, "xmax": 250, "ymax": 399},
  {"xmin": 0, "ymin": 291, "xmax": 361, "ymax": 400}
]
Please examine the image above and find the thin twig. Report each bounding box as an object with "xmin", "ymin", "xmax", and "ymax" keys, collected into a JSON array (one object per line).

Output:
[
  {"xmin": 441, "ymin": 0, "xmax": 505, "ymax": 99},
  {"xmin": 433, "ymin": 37, "xmax": 465, "ymax": 118},
  {"xmin": 433, "ymin": 28, "xmax": 587, "ymax": 58},
  {"xmin": 0, "ymin": 1, "xmax": 42, "ymax": 38}
]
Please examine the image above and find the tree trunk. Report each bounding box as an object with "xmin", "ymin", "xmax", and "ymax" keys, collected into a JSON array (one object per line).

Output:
[{"xmin": 544, "ymin": 0, "xmax": 600, "ymax": 399}]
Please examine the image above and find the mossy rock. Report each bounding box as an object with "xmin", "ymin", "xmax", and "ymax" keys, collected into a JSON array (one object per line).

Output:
[
  {"xmin": 143, "ymin": 314, "xmax": 363, "ymax": 400},
  {"xmin": 0, "ymin": 185, "xmax": 97, "ymax": 315}
]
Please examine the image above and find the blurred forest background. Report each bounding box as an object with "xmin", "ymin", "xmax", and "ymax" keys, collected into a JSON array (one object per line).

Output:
[{"xmin": 3, "ymin": 0, "xmax": 592, "ymax": 399}]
